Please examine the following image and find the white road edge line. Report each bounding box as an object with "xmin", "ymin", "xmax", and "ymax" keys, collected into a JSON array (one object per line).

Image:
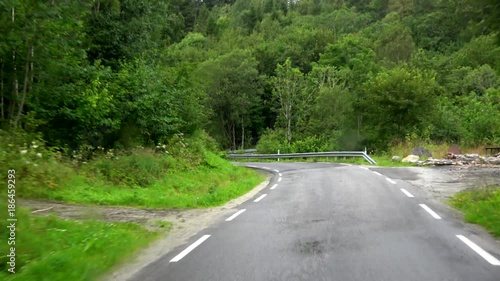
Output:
[
  {"xmin": 279, "ymin": 173, "xmax": 282, "ymax": 177},
  {"xmin": 254, "ymin": 194, "xmax": 267, "ymax": 202},
  {"xmin": 278, "ymin": 177, "xmax": 282, "ymax": 182},
  {"xmin": 419, "ymin": 204, "xmax": 442, "ymax": 219},
  {"xmin": 247, "ymin": 165, "xmax": 256, "ymax": 168},
  {"xmin": 170, "ymin": 235, "xmax": 211, "ymax": 262},
  {"xmin": 273, "ymin": 169, "xmax": 280, "ymax": 173},
  {"xmin": 373, "ymin": 171, "xmax": 383, "ymax": 176},
  {"xmin": 400, "ymin": 189, "xmax": 414, "ymax": 198},
  {"xmin": 385, "ymin": 177, "xmax": 397, "ymax": 184},
  {"xmin": 226, "ymin": 209, "xmax": 246, "ymax": 221},
  {"xmin": 456, "ymin": 235, "xmax": 500, "ymax": 266},
  {"xmin": 263, "ymin": 167, "xmax": 270, "ymax": 169},
  {"xmin": 359, "ymin": 166, "xmax": 369, "ymax": 170},
  {"xmin": 270, "ymin": 184, "xmax": 278, "ymax": 190}
]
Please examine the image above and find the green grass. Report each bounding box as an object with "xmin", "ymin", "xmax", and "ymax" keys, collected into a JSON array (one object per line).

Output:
[
  {"xmin": 0, "ymin": 206, "xmax": 161, "ymax": 281},
  {"xmin": 17, "ymin": 151, "xmax": 264, "ymax": 209},
  {"xmin": 448, "ymin": 186, "xmax": 500, "ymax": 237}
]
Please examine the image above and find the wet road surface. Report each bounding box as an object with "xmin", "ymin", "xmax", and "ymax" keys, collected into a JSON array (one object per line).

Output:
[{"xmin": 129, "ymin": 163, "xmax": 500, "ymax": 281}]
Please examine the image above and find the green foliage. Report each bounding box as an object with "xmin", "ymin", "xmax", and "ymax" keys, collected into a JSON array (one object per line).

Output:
[
  {"xmin": 449, "ymin": 186, "xmax": 500, "ymax": 237},
  {"xmin": 256, "ymin": 128, "xmax": 290, "ymax": 153},
  {"xmin": 0, "ymin": 207, "xmax": 160, "ymax": 281},
  {"xmin": 1, "ymin": 0, "xmax": 499, "ymax": 158},
  {"xmin": 361, "ymin": 66, "xmax": 439, "ymax": 150},
  {"xmin": 0, "ymin": 130, "xmax": 76, "ymax": 198}
]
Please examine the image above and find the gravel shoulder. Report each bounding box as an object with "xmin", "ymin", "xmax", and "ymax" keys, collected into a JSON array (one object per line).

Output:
[{"xmin": 371, "ymin": 165, "xmax": 500, "ymax": 201}]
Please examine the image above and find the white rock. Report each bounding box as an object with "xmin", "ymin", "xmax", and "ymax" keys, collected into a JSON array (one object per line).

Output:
[{"xmin": 402, "ymin": 155, "xmax": 420, "ymax": 163}]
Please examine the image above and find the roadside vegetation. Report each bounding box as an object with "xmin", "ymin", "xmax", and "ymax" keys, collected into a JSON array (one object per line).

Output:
[
  {"xmin": 1, "ymin": 0, "xmax": 499, "ymax": 279},
  {"xmin": 0, "ymin": 205, "xmax": 162, "ymax": 281},
  {"xmin": 1, "ymin": 130, "xmax": 263, "ymax": 208},
  {"xmin": 449, "ymin": 186, "xmax": 500, "ymax": 237}
]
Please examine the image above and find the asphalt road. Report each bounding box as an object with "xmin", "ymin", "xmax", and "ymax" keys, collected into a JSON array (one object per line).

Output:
[{"xmin": 130, "ymin": 163, "xmax": 500, "ymax": 281}]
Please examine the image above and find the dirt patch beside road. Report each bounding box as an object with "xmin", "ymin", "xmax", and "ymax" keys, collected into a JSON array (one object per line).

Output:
[{"xmin": 371, "ymin": 165, "xmax": 500, "ymax": 201}]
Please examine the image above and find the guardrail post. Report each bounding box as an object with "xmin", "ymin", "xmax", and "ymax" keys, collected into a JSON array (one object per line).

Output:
[{"xmin": 278, "ymin": 150, "xmax": 280, "ymax": 162}]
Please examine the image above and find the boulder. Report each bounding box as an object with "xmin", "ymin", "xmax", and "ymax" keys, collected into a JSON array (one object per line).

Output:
[
  {"xmin": 411, "ymin": 147, "xmax": 433, "ymax": 158},
  {"xmin": 391, "ymin": 156, "xmax": 401, "ymax": 162},
  {"xmin": 402, "ymin": 155, "xmax": 420, "ymax": 163}
]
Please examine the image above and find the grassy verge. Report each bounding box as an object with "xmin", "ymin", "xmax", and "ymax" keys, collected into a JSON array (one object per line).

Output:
[
  {"xmin": 448, "ymin": 186, "xmax": 500, "ymax": 237},
  {"xmin": 18, "ymin": 151, "xmax": 264, "ymax": 208},
  {"xmin": 0, "ymin": 206, "xmax": 162, "ymax": 281}
]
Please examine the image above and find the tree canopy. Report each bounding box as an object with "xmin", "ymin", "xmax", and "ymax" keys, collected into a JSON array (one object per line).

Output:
[{"xmin": 1, "ymin": 0, "xmax": 499, "ymax": 153}]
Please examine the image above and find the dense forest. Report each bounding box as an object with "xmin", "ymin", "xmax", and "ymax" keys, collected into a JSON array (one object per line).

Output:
[{"xmin": 1, "ymin": 0, "xmax": 499, "ymax": 154}]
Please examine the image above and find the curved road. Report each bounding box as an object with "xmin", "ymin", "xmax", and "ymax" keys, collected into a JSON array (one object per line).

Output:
[{"xmin": 130, "ymin": 163, "xmax": 500, "ymax": 281}]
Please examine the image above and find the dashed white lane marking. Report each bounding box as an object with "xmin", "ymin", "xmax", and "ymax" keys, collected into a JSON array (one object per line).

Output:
[
  {"xmin": 273, "ymin": 169, "xmax": 280, "ymax": 173},
  {"xmin": 263, "ymin": 167, "xmax": 270, "ymax": 169},
  {"xmin": 373, "ymin": 171, "xmax": 383, "ymax": 176},
  {"xmin": 170, "ymin": 235, "xmax": 211, "ymax": 262},
  {"xmin": 226, "ymin": 209, "xmax": 246, "ymax": 221},
  {"xmin": 385, "ymin": 177, "xmax": 397, "ymax": 184},
  {"xmin": 254, "ymin": 194, "xmax": 267, "ymax": 202},
  {"xmin": 278, "ymin": 177, "xmax": 282, "ymax": 182},
  {"xmin": 279, "ymin": 173, "xmax": 282, "ymax": 177},
  {"xmin": 359, "ymin": 166, "xmax": 370, "ymax": 170},
  {"xmin": 456, "ymin": 235, "xmax": 500, "ymax": 266},
  {"xmin": 419, "ymin": 204, "xmax": 442, "ymax": 219},
  {"xmin": 400, "ymin": 189, "xmax": 414, "ymax": 198},
  {"xmin": 270, "ymin": 184, "xmax": 278, "ymax": 190}
]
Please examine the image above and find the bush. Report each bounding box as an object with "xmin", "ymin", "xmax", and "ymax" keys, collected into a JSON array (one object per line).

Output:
[
  {"xmin": 255, "ymin": 129, "xmax": 291, "ymax": 154},
  {"xmin": 290, "ymin": 135, "xmax": 334, "ymax": 153},
  {"xmin": 83, "ymin": 149, "xmax": 171, "ymax": 187},
  {"xmin": 0, "ymin": 130, "xmax": 76, "ymax": 198}
]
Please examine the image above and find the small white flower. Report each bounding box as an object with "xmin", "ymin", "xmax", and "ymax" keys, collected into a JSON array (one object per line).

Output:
[
  {"xmin": 161, "ymin": 145, "xmax": 166, "ymax": 149},
  {"xmin": 20, "ymin": 150, "xmax": 28, "ymax": 154},
  {"xmin": 33, "ymin": 163, "xmax": 38, "ymax": 167},
  {"xmin": 36, "ymin": 153, "xmax": 42, "ymax": 158},
  {"xmin": 25, "ymin": 161, "xmax": 30, "ymax": 164},
  {"xmin": 33, "ymin": 145, "xmax": 39, "ymax": 149},
  {"xmin": 32, "ymin": 141, "xmax": 36, "ymax": 145}
]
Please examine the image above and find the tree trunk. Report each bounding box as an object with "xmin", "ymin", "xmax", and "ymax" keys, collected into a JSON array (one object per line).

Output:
[
  {"xmin": 1, "ymin": 59, "xmax": 4, "ymax": 120},
  {"xmin": 241, "ymin": 118, "xmax": 245, "ymax": 150},
  {"xmin": 14, "ymin": 45, "xmax": 32, "ymax": 129},
  {"xmin": 232, "ymin": 123, "xmax": 236, "ymax": 151},
  {"xmin": 10, "ymin": 8, "xmax": 18, "ymax": 125},
  {"xmin": 287, "ymin": 114, "xmax": 292, "ymax": 144}
]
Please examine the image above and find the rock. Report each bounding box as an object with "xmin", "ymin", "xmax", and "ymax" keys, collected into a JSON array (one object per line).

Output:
[
  {"xmin": 480, "ymin": 156, "xmax": 500, "ymax": 165},
  {"xmin": 411, "ymin": 147, "xmax": 433, "ymax": 158},
  {"xmin": 422, "ymin": 159, "xmax": 454, "ymax": 166},
  {"xmin": 446, "ymin": 152, "xmax": 456, "ymax": 159},
  {"xmin": 494, "ymin": 152, "xmax": 500, "ymax": 158},
  {"xmin": 391, "ymin": 156, "xmax": 401, "ymax": 162},
  {"xmin": 402, "ymin": 155, "xmax": 420, "ymax": 163},
  {"xmin": 455, "ymin": 154, "xmax": 480, "ymax": 163}
]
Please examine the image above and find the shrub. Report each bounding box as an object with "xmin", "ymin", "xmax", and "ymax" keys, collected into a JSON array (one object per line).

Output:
[
  {"xmin": 0, "ymin": 130, "xmax": 75, "ymax": 198},
  {"xmin": 255, "ymin": 129, "xmax": 291, "ymax": 154}
]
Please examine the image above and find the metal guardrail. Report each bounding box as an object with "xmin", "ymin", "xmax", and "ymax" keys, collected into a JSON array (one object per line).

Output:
[{"xmin": 227, "ymin": 151, "xmax": 377, "ymax": 165}]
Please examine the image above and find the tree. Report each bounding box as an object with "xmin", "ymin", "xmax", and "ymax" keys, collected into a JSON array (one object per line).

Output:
[
  {"xmin": 361, "ymin": 66, "xmax": 438, "ymax": 149},
  {"xmin": 272, "ymin": 58, "xmax": 315, "ymax": 144},
  {"xmin": 196, "ymin": 50, "xmax": 263, "ymax": 149}
]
